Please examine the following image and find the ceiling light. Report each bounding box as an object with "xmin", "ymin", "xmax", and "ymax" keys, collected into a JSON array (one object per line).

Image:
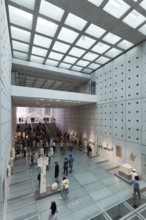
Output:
[
  {"xmin": 76, "ymin": 60, "xmax": 90, "ymax": 67},
  {"xmin": 138, "ymin": 24, "xmax": 146, "ymax": 35},
  {"xmin": 103, "ymin": 0, "xmax": 130, "ymax": 18},
  {"xmin": 103, "ymin": 32, "xmax": 121, "ymax": 44},
  {"xmin": 30, "ymin": 55, "xmax": 44, "ymax": 63},
  {"xmin": 32, "ymin": 46, "xmax": 47, "ymax": 57},
  {"xmin": 76, "ymin": 36, "xmax": 96, "ymax": 49},
  {"xmin": 52, "ymin": 41, "xmax": 70, "ymax": 53},
  {"xmin": 122, "ymin": 10, "xmax": 146, "ymax": 28},
  {"xmin": 36, "ymin": 17, "xmax": 58, "ymax": 37},
  {"xmin": 11, "ymin": 26, "xmax": 31, "ymax": 43},
  {"xmin": 65, "ymin": 13, "xmax": 87, "ymax": 31},
  {"xmin": 117, "ymin": 40, "xmax": 134, "ymax": 50},
  {"xmin": 46, "ymin": 59, "xmax": 59, "ymax": 67},
  {"xmin": 96, "ymin": 56, "xmax": 110, "ymax": 64},
  {"xmin": 12, "ymin": 40, "xmax": 29, "ymax": 52},
  {"xmin": 105, "ymin": 48, "xmax": 122, "ymax": 58},
  {"xmin": 63, "ymin": 56, "xmax": 78, "ymax": 64},
  {"xmin": 9, "ymin": 5, "xmax": 33, "ymax": 29},
  {"xmin": 85, "ymin": 24, "xmax": 106, "ymax": 38},
  {"xmin": 33, "ymin": 34, "xmax": 52, "ymax": 48},
  {"xmin": 92, "ymin": 42, "xmax": 110, "ymax": 54},
  {"xmin": 58, "ymin": 27, "xmax": 79, "ymax": 43},
  {"xmin": 39, "ymin": 0, "xmax": 64, "ymax": 21},
  {"xmin": 69, "ymin": 47, "xmax": 86, "ymax": 57},
  {"xmin": 49, "ymin": 51, "xmax": 64, "ymax": 61},
  {"xmin": 83, "ymin": 52, "xmax": 99, "ymax": 61}
]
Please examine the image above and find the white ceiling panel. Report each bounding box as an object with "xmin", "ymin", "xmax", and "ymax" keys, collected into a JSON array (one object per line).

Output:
[
  {"xmin": 69, "ymin": 47, "xmax": 86, "ymax": 57},
  {"xmin": 85, "ymin": 24, "xmax": 106, "ymax": 38},
  {"xmin": 11, "ymin": 26, "xmax": 31, "ymax": 43},
  {"xmin": 33, "ymin": 34, "xmax": 52, "ymax": 48},
  {"xmin": 12, "ymin": 40, "xmax": 29, "ymax": 52},
  {"xmin": 122, "ymin": 10, "xmax": 146, "ymax": 28},
  {"xmin": 39, "ymin": 0, "xmax": 64, "ymax": 21},
  {"xmin": 103, "ymin": 0, "xmax": 130, "ymax": 19},
  {"xmin": 9, "ymin": 5, "xmax": 33, "ymax": 29},
  {"xmin": 92, "ymin": 42, "xmax": 110, "ymax": 54},
  {"xmin": 49, "ymin": 51, "xmax": 64, "ymax": 60},
  {"xmin": 65, "ymin": 13, "xmax": 87, "ymax": 31},
  {"xmin": 57, "ymin": 27, "xmax": 79, "ymax": 43},
  {"xmin": 76, "ymin": 36, "xmax": 96, "ymax": 49},
  {"xmin": 52, "ymin": 41, "xmax": 70, "ymax": 53},
  {"xmin": 36, "ymin": 17, "xmax": 58, "ymax": 37}
]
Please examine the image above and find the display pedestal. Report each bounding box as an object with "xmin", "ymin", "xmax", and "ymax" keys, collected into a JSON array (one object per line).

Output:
[
  {"xmin": 114, "ymin": 171, "xmax": 132, "ymax": 185},
  {"xmin": 35, "ymin": 186, "xmax": 61, "ymax": 200}
]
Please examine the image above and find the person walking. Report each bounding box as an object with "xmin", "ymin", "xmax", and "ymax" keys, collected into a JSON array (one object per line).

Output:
[
  {"xmin": 48, "ymin": 201, "xmax": 58, "ymax": 220},
  {"xmin": 54, "ymin": 162, "xmax": 59, "ymax": 182},
  {"xmin": 68, "ymin": 154, "xmax": 74, "ymax": 173},
  {"xmin": 59, "ymin": 176, "xmax": 69, "ymax": 199},
  {"xmin": 133, "ymin": 176, "xmax": 141, "ymax": 208},
  {"xmin": 63, "ymin": 158, "xmax": 68, "ymax": 176},
  {"xmin": 37, "ymin": 171, "xmax": 41, "ymax": 187}
]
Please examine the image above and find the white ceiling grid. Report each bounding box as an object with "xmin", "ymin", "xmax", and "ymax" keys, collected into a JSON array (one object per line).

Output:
[{"xmin": 6, "ymin": 0, "xmax": 146, "ymax": 92}]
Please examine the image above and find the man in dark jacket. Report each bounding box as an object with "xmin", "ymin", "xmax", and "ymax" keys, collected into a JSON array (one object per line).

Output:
[{"xmin": 54, "ymin": 162, "xmax": 59, "ymax": 182}]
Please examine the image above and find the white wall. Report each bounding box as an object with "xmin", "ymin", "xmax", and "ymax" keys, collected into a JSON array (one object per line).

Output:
[
  {"xmin": 53, "ymin": 103, "xmax": 97, "ymax": 154},
  {"xmin": 96, "ymin": 42, "xmax": 146, "ymax": 177},
  {"xmin": 0, "ymin": 0, "xmax": 12, "ymax": 218}
]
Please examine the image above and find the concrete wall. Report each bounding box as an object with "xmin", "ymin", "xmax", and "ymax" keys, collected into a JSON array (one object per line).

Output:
[
  {"xmin": 96, "ymin": 41, "xmax": 146, "ymax": 177},
  {"xmin": 0, "ymin": 0, "xmax": 12, "ymax": 218}
]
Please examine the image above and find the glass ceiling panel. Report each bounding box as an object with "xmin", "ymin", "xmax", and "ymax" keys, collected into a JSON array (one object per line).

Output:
[
  {"xmin": 92, "ymin": 42, "xmax": 110, "ymax": 54},
  {"xmin": 82, "ymin": 68, "xmax": 93, "ymax": 73},
  {"xmin": 103, "ymin": 32, "xmax": 121, "ymax": 44},
  {"xmin": 85, "ymin": 24, "xmax": 106, "ymax": 38},
  {"xmin": 105, "ymin": 48, "xmax": 122, "ymax": 58},
  {"xmin": 52, "ymin": 41, "xmax": 70, "ymax": 53},
  {"xmin": 76, "ymin": 36, "xmax": 96, "ymax": 49},
  {"xmin": 76, "ymin": 60, "xmax": 90, "ymax": 67},
  {"xmin": 103, "ymin": 0, "xmax": 130, "ymax": 19},
  {"xmin": 140, "ymin": 0, "xmax": 146, "ymax": 10},
  {"xmin": 87, "ymin": 0, "xmax": 104, "ymax": 7},
  {"xmin": 83, "ymin": 52, "xmax": 99, "ymax": 61},
  {"xmin": 69, "ymin": 47, "xmax": 86, "ymax": 57},
  {"xmin": 122, "ymin": 10, "xmax": 146, "ymax": 28},
  {"xmin": 12, "ymin": 40, "xmax": 29, "ymax": 52},
  {"xmin": 9, "ymin": 5, "xmax": 33, "ymax": 29},
  {"xmin": 10, "ymin": 26, "xmax": 31, "ymax": 43},
  {"xmin": 10, "ymin": 0, "xmax": 35, "ymax": 10},
  {"xmin": 33, "ymin": 34, "xmax": 52, "ymax": 48},
  {"xmin": 13, "ymin": 51, "xmax": 28, "ymax": 60},
  {"xmin": 117, "ymin": 40, "xmax": 134, "ymax": 50},
  {"xmin": 65, "ymin": 13, "xmax": 87, "ymax": 31},
  {"xmin": 59, "ymin": 63, "xmax": 72, "ymax": 69},
  {"xmin": 30, "ymin": 55, "xmax": 44, "ymax": 63},
  {"xmin": 88, "ymin": 63, "xmax": 100, "ymax": 69},
  {"xmin": 96, "ymin": 56, "xmax": 110, "ymax": 64},
  {"xmin": 57, "ymin": 27, "xmax": 79, "ymax": 43},
  {"xmin": 49, "ymin": 51, "xmax": 64, "ymax": 60},
  {"xmin": 71, "ymin": 66, "xmax": 83, "ymax": 72},
  {"xmin": 32, "ymin": 46, "xmax": 48, "ymax": 57},
  {"xmin": 138, "ymin": 24, "xmax": 146, "ymax": 35},
  {"xmin": 46, "ymin": 59, "xmax": 59, "ymax": 67},
  {"xmin": 63, "ymin": 56, "xmax": 78, "ymax": 64},
  {"xmin": 36, "ymin": 17, "xmax": 58, "ymax": 37},
  {"xmin": 39, "ymin": 0, "xmax": 64, "ymax": 22}
]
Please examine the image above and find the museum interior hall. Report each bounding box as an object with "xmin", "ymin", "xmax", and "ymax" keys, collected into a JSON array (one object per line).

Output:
[{"xmin": 1, "ymin": 0, "xmax": 146, "ymax": 219}]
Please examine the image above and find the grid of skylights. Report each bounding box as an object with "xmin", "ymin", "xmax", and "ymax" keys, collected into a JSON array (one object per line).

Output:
[{"xmin": 7, "ymin": 0, "xmax": 146, "ymax": 75}]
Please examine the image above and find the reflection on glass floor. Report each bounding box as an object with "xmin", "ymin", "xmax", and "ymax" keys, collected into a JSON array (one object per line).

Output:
[{"xmin": 6, "ymin": 150, "xmax": 146, "ymax": 220}]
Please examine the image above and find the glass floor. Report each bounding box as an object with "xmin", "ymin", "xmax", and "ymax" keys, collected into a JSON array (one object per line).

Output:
[{"xmin": 6, "ymin": 149, "xmax": 146, "ymax": 220}]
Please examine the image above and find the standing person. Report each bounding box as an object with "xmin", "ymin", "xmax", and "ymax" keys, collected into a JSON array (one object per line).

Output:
[
  {"xmin": 68, "ymin": 154, "xmax": 74, "ymax": 173},
  {"xmin": 48, "ymin": 201, "xmax": 58, "ymax": 220},
  {"xmin": 54, "ymin": 162, "xmax": 59, "ymax": 182},
  {"xmin": 87, "ymin": 143, "xmax": 90, "ymax": 156},
  {"xmin": 133, "ymin": 176, "xmax": 141, "ymax": 208},
  {"xmin": 131, "ymin": 169, "xmax": 138, "ymax": 182},
  {"xmin": 37, "ymin": 171, "xmax": 41, "ymax": 187},
  {"xmin": 30, "ymin": 153, "xmax": 35, "ymax": 169},
  {"xmin": 63, "ymin": 158, "xmax": 68, "ymax": 176},
  {"xmin": 59, "ymin": 176, "xmax": 69, "ymax": 199}
]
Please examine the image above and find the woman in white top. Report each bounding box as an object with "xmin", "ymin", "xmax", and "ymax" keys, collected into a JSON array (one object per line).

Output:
[{"xmin": 48, "ymin": 201, "xmax": 58, "ymax": 220}]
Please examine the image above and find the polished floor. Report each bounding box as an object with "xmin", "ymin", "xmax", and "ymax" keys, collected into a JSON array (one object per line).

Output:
[{"xmin": 6, "ymin": 149, "xmax": 146, "ymax": 220}]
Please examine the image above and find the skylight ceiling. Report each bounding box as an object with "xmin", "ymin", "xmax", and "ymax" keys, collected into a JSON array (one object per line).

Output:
[{"xmin": 7, "ymin": 0, "xmax": 146, "ymax": 75}]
